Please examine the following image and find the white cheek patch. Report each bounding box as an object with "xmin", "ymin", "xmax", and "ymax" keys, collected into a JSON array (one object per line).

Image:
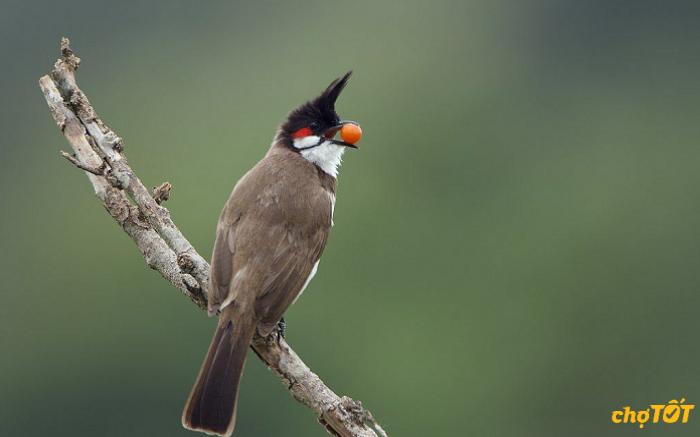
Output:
[
  {"xmin": 300, "ymin": 141, "xmax": 346, "ymax": 178},
  {"xmin": 293, "ymin": 135, "xmax": 322, "ymax": 150}
]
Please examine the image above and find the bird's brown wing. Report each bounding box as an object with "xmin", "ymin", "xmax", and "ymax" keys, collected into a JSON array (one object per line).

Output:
[
  {"xmin": 209, "ymin": 211, "xmax": 247, "ymax": 314},
  {"xmin": 208, "ymin": 151, "xmax": 333, "ymax": 331},
  {"xmin": 253, "ymin": 222, "xmax": 329, "ymax": 335}
]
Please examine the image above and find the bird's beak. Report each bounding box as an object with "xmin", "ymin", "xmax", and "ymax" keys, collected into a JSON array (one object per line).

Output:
[{"xmin": 324, "ymin": 121, "xmax": 359, "ymax": 149}]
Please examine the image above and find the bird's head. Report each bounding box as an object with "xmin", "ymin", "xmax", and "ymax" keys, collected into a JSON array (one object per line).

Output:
[{"xmin": 278, "ymin": 71, "xmax": 359, "ymax": 178}]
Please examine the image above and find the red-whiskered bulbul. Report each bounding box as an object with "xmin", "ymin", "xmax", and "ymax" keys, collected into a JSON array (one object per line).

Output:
[{"xmin": 182, "ymin": 72, "xmax": 359, "ymax": 436}]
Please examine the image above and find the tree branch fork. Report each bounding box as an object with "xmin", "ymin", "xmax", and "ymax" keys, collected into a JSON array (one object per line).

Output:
[{"xmin": 39, "ymin": 38, "xmax": 386, "ymax": 437}]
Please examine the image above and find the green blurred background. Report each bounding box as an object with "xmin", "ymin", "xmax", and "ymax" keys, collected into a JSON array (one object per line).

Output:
[{"xmin": 2, "ymin": 0, "xmax": 700, "ymax": 435}]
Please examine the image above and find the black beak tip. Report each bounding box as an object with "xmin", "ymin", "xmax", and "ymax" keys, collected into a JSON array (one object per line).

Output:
[{"xmin": 333, "ymin": 140, "xmax": 358, "ymax": 149}]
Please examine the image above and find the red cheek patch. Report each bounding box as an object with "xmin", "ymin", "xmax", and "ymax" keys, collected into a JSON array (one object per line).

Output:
[{"xmin": 292, "ymin": 127, "xmax": 313, "ymax": 139}]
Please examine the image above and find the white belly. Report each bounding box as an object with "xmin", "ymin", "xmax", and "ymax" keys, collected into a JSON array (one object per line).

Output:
[
  {"xmin": 330, "ymin": 193, "xmax": 336, "ymax": 226},
  {"xmin": 293, "ymin": 260, "xmax": 319, "ymax": 304}
]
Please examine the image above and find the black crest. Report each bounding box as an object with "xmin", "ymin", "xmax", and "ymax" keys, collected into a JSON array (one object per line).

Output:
[
  {"xmin": 312, "ymin": 70, "xmax": 352, "ymax": 116},
  {"xmin": 281, "ymin": 71, "xmax": 353, "ymax": 137}
]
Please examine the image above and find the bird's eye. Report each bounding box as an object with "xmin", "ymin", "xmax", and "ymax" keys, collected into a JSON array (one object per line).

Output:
[{"xmin": 309, "ymin": 121, "xmax": 320, "ymax": 131}]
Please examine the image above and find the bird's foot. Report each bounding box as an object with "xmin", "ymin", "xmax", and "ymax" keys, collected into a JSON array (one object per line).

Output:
[{"xmin": 276, "ymin": 317, "xmax": 286, "ymax": 342}]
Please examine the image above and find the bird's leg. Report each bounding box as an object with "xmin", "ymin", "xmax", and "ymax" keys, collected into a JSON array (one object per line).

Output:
[{"xmin": 276, "ymin": 317, "xmax": 286, "ymax": 340}]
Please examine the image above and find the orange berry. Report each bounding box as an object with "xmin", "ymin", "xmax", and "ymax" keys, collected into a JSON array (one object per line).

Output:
[{"xmin": 340, "ymin": 123, "xmax": 362, "ymax": 144}]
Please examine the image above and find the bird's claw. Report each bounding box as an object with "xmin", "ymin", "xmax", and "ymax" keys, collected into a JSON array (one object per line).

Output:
[{"xmin": 276, "ymin": 317, "xmax": 286, "ymax": 342}]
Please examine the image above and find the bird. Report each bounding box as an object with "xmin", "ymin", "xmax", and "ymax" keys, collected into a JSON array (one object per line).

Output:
[{"xmin": 182, "ymin": 71, "xmax": 359, "ymax": 436}]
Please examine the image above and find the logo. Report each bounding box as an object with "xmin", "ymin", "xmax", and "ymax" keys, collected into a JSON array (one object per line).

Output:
[{"xmin": 611, "ymin": 398, "xmax": 694, "ymax": 429}]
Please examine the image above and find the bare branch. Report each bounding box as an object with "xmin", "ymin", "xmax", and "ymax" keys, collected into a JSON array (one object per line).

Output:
[
  {"xmin": 39, "ymin": 38, "xmax": 385, "ymax": 437},
  {"xmin": 60, "ymin": 150, "xmax": 106, "ymax": 175},
  {"xmin": 153, "ymin": 182, "xmax": 172, "ymax": 204},
  {"xmin": 48, "ymin": 38, "xmax": 211, "ymax": 296}
]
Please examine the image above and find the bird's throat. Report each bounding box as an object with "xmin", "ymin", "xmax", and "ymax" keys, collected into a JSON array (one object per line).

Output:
[{"xmin": 297, "ymin": 139, "xmax": 346, "ymax": 178}]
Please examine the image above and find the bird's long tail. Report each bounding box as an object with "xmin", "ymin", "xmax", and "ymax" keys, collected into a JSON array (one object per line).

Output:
[{"xmin": 182, "ymin": 306, "xmax": 257, "ymax": 437}]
